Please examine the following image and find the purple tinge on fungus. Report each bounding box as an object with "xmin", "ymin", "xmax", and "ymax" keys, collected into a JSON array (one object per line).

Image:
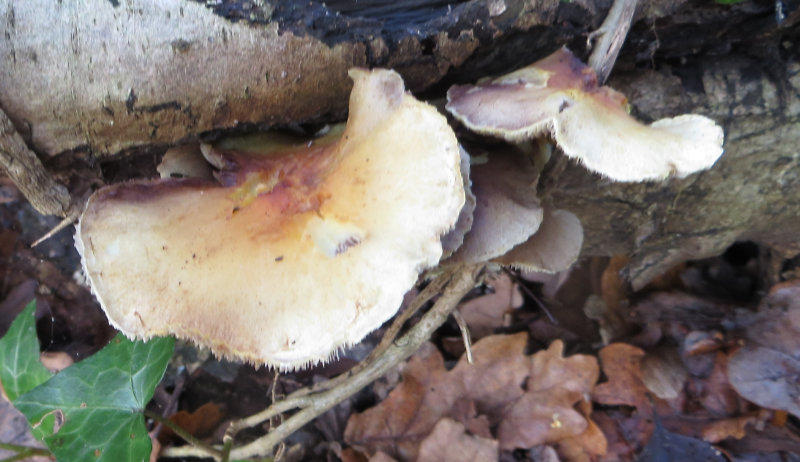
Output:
[
  {"xmin": 446, "ymin": 47, "xmax": 724, "ymax": 182},
  {"xmin": 75, "ymin": 68, "xmax": 465, "ymax": 371}
]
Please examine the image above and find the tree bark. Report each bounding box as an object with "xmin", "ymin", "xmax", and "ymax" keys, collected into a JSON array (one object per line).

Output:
[{"xmin": 0, "ymin": 0, "xmax": 798, "ymax": 285}]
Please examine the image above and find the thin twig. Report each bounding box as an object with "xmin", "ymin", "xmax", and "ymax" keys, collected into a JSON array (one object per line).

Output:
[
  {"xmin": 587, "ymin": 0, "xmax": 639, "ymax": 84},
  {"xmin": 143, "ymin": 409, "xmax": 223, "ymax": 460},
  {"xmin": 451, "ymin": 309, "xmax": 473, "ymax": 364},
  {"xmin": 503, "ymin": 268, "xmax": 558, "ymax": 325},
  {"xmin": 31, "ymin": 205, "xmax": 82, "ymax": 247},
  {"xmin": 223, "ymin": 264, "xmax": 481, "ymax": 460}
]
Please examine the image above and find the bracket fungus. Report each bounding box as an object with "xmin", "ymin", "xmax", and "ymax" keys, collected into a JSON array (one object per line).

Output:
[
  {"xmin": 76, "ymin": 69, "xmax": 465, "ymax": 370},
  {"xmin": 445, "ymin": 47, "xmax": 724, "ymax": 182}
]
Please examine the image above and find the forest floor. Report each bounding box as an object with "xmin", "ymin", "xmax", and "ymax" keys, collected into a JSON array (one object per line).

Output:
[{"xmin": 1, "ymin": 180, "xmax": 800, "ymax": 462}]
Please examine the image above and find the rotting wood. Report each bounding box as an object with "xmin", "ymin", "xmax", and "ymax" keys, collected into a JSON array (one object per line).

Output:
[{"xmin": 0, "ymin": 108, "xmax": 72, "ymax": 217}]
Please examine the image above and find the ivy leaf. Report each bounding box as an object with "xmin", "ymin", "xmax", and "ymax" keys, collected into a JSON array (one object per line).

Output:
[
  {"xmin": 0, "ymin": 300, "xmax": 53, "ymax": 401},
  {"xmin": 13, "ymin": 333, "xmax": 174, "ymax": 462}
]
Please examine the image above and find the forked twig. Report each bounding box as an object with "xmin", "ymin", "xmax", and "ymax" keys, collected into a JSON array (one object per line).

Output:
[{"xmin": 587, "ymin": 0, "xmax": 639, "ymax": 84}]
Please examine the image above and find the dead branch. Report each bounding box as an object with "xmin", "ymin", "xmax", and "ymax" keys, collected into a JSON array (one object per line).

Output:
[{"xmin": 0, "ymin": 108, "xmax": 72, "ymax": 217}]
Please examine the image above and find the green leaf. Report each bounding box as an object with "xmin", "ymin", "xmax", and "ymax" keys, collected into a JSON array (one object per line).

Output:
[
  {"xmin": 0, "ymin": 300, "xmax": 53, "ymax": 401},
  {"xmin": 14, "ymin": 334, "xmax": 174, "ymax": 462}
]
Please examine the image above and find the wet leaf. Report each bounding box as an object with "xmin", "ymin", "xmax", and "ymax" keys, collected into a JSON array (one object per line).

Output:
[
  {"xmin": 728, "ymin": 346, "xmax": 800, "ymax": 417},
  {"xmin": 729, "ymin": 281, "xmax": 800, "ymax": 417},
  {"xmin": 0, "ymin": 300, "xmax": 53, "ymax": 401},
  {"xmin": 637, "ymin": 413, "xmax": 726, "ymax": 462},
  {"xmin": 14, "ymin": 334, "xmax": 174, "ymax": 462},
  {"xmin": 0, "ymin": 395, "xmax": 49, "ymax": 461}
]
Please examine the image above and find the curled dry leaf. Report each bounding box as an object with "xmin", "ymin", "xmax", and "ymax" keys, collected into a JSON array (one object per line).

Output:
[
  {"xmin": 446, "ymin": 47, "xmax": 724, "ymax": 182},
  {"xmin": 555, "ymin": 417, "xmax": 607, "ymax": 462},
  {"xmin": 728, "ymin": 280, "xmax": 800, "ymax": 417},
  {"xmin": 638, "ymin": 413, "xmax": 726, "ymax": 462},
  {"xmin": 639, "ymin": 346, "xmax": 688, "ymax": 400},
  {"xmin": 449, "ymin": 149, "xmax": 542, "ymax": 263},
  {"xmin": 697, "ymin": 352, "xmax": 741, "ymax": 417},
  {"xmin": 75, "ymin": 68, "xmax": 465, "ymax": 370},
  {"xmin": 158, "ymin": 402, "xmax": 224, "ymax": 446},
  {"xmin": 701, "ymin": 415, "xmax": 756, "ymax": 443},
  {"xmin": 592, "ymin": 343, "xmax": 651, "ymax": 413}
]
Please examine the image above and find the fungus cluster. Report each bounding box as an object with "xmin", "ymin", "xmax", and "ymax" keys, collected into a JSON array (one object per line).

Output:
[
  {"xmin": 445, "ymin": 47, "xmax": 724, "ymax": 182},
  {"xmin": 76, "ymin": 48, "xmax": 725, "ymax": 370},
  {"xmin": 76, "ymin": 69, "xmax": 465, "ymax": 370}
]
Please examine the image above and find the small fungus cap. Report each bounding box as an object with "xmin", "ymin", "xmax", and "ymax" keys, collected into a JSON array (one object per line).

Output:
[
  {"xmin": 446, "ymin": 47, "xmax": 724, "ymax": 182},
  {"xmin": 76, "ymin": 69, "xmax": 465, "ymax": 370}
]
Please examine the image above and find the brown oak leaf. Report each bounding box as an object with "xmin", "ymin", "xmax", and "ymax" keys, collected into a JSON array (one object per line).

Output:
[
  {"xmin": 416, "ymin": 418, "xmax": 498, "ymax": 462},
  {"xmin": 592, "ymin": 343, "xmax": 651, "ymax": 413},
  {"xmin": 346, "ymin": 334, "xmax": 603, "ymax": 461},
  {"xmin": 345, "ymin": 342, "xmax": 456, "ymax": 461},
  {"xmin": 497, "ymin": 340, "xmax": 599, "ymax": 450}
]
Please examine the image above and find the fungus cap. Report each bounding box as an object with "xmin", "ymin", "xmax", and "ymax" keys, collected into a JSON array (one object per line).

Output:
[
  {"xmin": 449, "ymin": 149, "xmax": 542, "ymax": 263},
  {"xmin": 76, "ymin": 69, "xmax": 465, "ymax": 370},
  {"xmin": 446, "ymin": 47, "xmax": 724, "ymax": 182},
  {"xmin": 492, "ymin": 208, "xmax": 583, "ymax": 273}
]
